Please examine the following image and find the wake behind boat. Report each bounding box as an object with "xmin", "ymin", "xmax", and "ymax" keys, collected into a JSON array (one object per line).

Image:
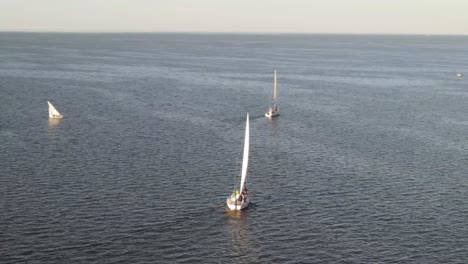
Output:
[
  {"xmin": 265, "ymin": 70, "xmax": 279, "ymax": 118},
  {"xmin": 48, "ymin": 101, "xmax": 63, "ymax": 119},
  {"xmin": 226, "ymin": 113, "xmax": 250, "ymax": 210}
]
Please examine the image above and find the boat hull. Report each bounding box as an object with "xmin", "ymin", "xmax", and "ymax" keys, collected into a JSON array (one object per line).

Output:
[
  {"xmin": 226, "ymin": 197, "xmax": 250, "ymax": 210},
  {"xmin": 49, "ymin": 115, "xmax": 63, "ymax": 119},
  {"xmin": 265, "ymin": 111, "xmax": 279, "ymax": 118}
]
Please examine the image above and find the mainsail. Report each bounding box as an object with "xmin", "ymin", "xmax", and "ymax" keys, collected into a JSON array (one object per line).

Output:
[
  {"xmin": 239, "ymin": 113, "xmax": 249, "ymax": 195},
  {"xmin": 47, "ymin": 101, "xmax": 62, "ymax": 118},
  {"xmin": 273, "ymin": 69, "xmax": 277, "ymax": 104}
]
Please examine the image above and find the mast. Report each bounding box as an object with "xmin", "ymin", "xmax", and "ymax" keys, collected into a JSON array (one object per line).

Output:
[
  {"xmin": 48, "ymin": 101, "xmax": 54, "ymax": 118},
  {"xmin": 239, "ymin": 113, "xmax": 249, "ymax": 195},
  {"xmin": 273, "ymin": 70, "xmax": 277, "ymax": 100},
  {"xmin": 273, "ymin": 70, "xmax": 278, "ymax": 107}
]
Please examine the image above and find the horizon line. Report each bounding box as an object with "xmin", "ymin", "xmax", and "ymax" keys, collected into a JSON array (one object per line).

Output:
[{"xmin": 0, "ymin": 30, "xmax": 467, "ymax": 37}]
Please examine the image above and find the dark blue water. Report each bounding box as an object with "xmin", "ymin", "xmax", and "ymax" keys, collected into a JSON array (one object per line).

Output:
[{"xmin": 1, "ymin": 33, "xmax": 468, "ymax": 263}]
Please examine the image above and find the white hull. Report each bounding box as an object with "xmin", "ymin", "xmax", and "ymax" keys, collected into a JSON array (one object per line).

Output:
[
  {"xmin": 49, "ymin": 114, "xmax": 63, "ymax": 119},
  {"xmin": 265, "ymin": 109, "xmax": 279, "ymax": 118},
  {"xmin": 226, "ymin": 196, "xmax": 250, "ymax": 210}
]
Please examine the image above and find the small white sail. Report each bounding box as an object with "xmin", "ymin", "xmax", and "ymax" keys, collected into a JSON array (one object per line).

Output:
[
  {"xmin": 48, "ymin": 101, "xmax": 63, "ymax": 119},
  {"xmin": 239, "ymin": 113, "xmax": 249, "ymax": 195}
]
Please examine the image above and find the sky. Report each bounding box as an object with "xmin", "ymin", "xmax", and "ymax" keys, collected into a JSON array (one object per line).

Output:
[{"xmin": 1, "ymin": 0, "xmax": 468, "ymax": 35}]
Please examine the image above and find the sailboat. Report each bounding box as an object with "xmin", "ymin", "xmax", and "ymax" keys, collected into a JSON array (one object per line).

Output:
[
  {"xmin": 226, "ymin": 113, "xmax": 250, "ymax": 210},
  {"xmin": 47, "ymin": 101, "xmax": 63, "ymax": 119},
  {"xmin": 265, "ymin": 70, "xmax": 279, "ymax": 118}
]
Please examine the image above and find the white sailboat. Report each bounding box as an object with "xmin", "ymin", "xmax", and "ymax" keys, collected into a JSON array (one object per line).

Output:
[
  {"xmin": 265, "ymin": 70, "xmax": 280, "ymax": 118},
  {"xmin": 47, "ymin": 101, "xmax": 63, "ymax": 119},
  {"xmin": 226, "ymin": 113, "xmax": 250, "ymax": 210}
]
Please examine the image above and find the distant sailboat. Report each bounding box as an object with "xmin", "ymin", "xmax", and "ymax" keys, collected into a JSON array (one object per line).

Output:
[
  {"xmin": 47, "ymin": 101, "xmax": 63, "ymax": 119},
  {"xmin": 226, "ymin": 113, "xmax": 250, "ymax": 210},
  {"xmin": 265, "ymin": 70, "xmax": 280, "ymax": 118}
]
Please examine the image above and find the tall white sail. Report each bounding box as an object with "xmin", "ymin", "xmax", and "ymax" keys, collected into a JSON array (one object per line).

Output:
[
  {"xmin": 226, "ymin": 112, "xmax": 251, "ymax": 210},
  {"xmin": 265, "ymin": 70, "xmax": 280, "ymax": 118},
  {"xmin": 273, "ymin": 69, "xmax": 277, "ymax": 102},
  {"xmin": 239, "ymin": 113, "xmax": 249, "ymax": 195},
  {"xmin": 48, "ymin": 101, "xmax": 62, "ymax": 118}
]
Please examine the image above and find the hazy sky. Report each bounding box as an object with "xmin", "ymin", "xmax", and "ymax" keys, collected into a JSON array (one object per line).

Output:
[{"xmin": 1, "ymin": 0, "xmax": 468, "ymax": 34}]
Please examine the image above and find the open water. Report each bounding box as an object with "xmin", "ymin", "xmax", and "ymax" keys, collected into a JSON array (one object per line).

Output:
[{"xmin": 1, "ymin": 33, "xmax": 468, "ymax": 263}]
